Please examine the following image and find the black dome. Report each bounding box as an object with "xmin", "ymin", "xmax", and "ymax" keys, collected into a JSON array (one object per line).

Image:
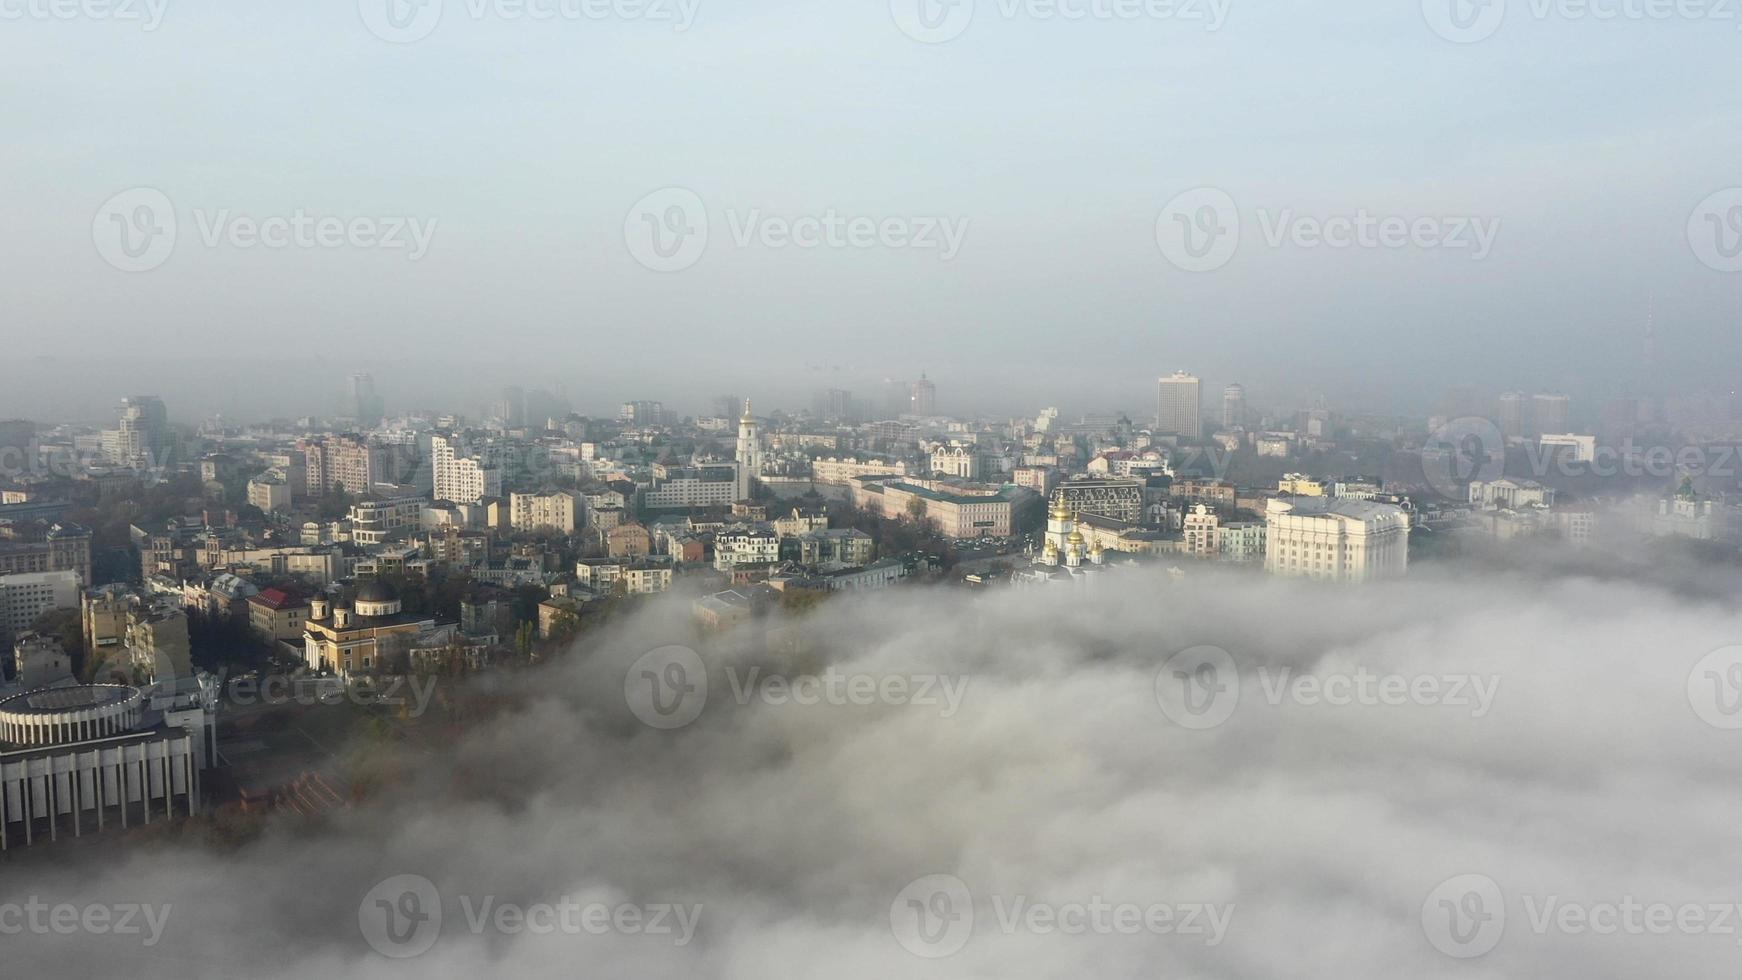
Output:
[{"xmin": 354, "ymin": 580, "xmax": 398, "ymax": 604}]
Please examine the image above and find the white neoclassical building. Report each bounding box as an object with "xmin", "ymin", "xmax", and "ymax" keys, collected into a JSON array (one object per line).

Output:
[
  {"xmin": 0, "ymin": 677, "xmax": 217, "ymax": 850},
  {"xmin": 1264, "ymin": 497, "xmax": 1410, "ymax": 583}
]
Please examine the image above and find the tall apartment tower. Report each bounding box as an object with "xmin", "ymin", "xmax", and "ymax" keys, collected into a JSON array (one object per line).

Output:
[
  {"xmin": 909, "ymin": 375, "xmax": 937, "ymax": 416},
  {"xmin": 497, "ymin": 386, "xmax": 526, "ymax": 429},
  {"xmin": 1156, "ymin": 372, "xmax": 1202, "ymax": 439},
  {"xmin": 735, "ymin": 400, "xmax": 762, "ymax": 501},
  {"xmin": 430, "ymin": 433, "xmax": 502, "ymax": 504},
  {"xmin": 1496, "ymin": 391, "xmax": 1525, "ymax": 439},
  {"xmin": 1531, "ymin": 393, "xmax": 1569, "ymax": 436},
  {"xmin": 349, "ymin": 374, "xmax": 384, "ymax": 427},
  {"xmin": 116, "ymin": 395, "xmax": 170, "ymax": 468},
  {"xmin": 1221, "ymin": 383, "xmax": 1247, "ymax": 430}
]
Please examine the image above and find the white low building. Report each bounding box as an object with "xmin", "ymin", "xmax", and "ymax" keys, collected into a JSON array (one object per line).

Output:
[
  {"xmin": 0, "ymin": 677, "xmax": 217, "ymax": 850},
  {"xmin": 1469, "ymin": 478, "xmax": 1554, "ymax": 511}
]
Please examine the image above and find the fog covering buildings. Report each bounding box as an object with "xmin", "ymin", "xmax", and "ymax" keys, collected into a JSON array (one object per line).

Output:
[{"xmin": 5, "ymin": 556, "xmax": 1742, "ymax": 976}]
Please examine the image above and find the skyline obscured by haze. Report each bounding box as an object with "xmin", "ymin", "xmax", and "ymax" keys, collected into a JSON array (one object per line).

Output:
[{"xmin": 4, "ymin": 2, "xmax": 1740, "ymax": 422}]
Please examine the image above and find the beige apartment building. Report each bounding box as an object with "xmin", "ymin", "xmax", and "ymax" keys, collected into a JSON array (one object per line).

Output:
[
  {"xmin": 850, "ymin": 477, "xmax": 1015, "ymax": 539},
  {"xmin": 510, "ymin": 490, "xmax": 580, "ymax": 534},
  {"xmin": 812, "ymin": 456, "xmax": 908, "ymax": 485}
]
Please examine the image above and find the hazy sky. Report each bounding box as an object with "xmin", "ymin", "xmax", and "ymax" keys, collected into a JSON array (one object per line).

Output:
[{"xmin": 4, "ymin": 1, "xmax": 1740, "ymax": 422}]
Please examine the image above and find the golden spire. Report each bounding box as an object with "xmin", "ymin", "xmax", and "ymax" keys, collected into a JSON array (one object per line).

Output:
[
  {"xmin": 740, "ymin": 399, "xmax": 755, "ymax": 424},
  {"xmin": 1049, "ymin": 497, "xmax": 1070, "ymax": 521}
]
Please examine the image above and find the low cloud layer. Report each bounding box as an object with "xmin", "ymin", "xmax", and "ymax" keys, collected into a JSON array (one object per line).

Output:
[{"xmin": 8, "ymin": 555, "xmax": 1742, "ymax": 979}]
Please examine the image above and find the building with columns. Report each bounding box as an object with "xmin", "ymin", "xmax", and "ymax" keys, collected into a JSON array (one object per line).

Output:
[{"xmin": 0, "ymin": 676, "xmax": 218, "ymax": 850}]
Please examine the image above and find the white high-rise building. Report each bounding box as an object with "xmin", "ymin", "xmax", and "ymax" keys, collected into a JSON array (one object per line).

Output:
[
  {"xmin": 114, "ymin": 395, "xmax": 170, "ymax": 469},
  {"xmin": 1156, "ymin": 372, "xmax": 1202, "ymax": 438},
  {"xmin": 0, "ymin": 570, "xmax": 80, "ymax": 637},
  {"xmin": 735, "ymin": 400, "xmax": 762, "ymax": 500},
  {"xmin": 909, "ymin": 375, "xmax": 937, "ymax": 416},
  {"xmin": 431, "ymin": 433, "xmax": 502, "ymax": 504},
  {"xmin": 1264, "ymin": 497, "xmax": 1410, "ymax": 582},
  {"xmin": 1530, "ymin": 393, "xmax": 1570, "ymax": 437},
  {"xmin": 349, "ymin": 374, "xmax": 383, "ymax": 427},
  {"xmin": 1221, "ymin": 383, "xmax": 1247, "ymax": 430}
]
